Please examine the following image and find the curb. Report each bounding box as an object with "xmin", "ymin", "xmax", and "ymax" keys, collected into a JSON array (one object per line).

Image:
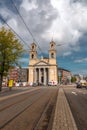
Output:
[{"xmin": 52, "ymin": 87, "xmax": 78, "ymax": 130}]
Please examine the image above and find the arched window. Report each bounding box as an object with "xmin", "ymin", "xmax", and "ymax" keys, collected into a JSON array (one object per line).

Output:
[
  {"xmin": 31, "ymin": 54, "xmax": 34, "ymax": 59},
  {"xmin": 51, "ymin": 44, "xmax": 53, "ymax": 48},
  {"xmin": 51, "ymin": 53, "xmax": 54, "ymax": 58},
  {"xmin": 32, "ymin": 45, "xmax": 34, "ymax": 50}
]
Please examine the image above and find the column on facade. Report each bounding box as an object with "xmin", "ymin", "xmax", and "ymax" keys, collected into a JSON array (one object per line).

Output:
[
  {"xmin": 39, "ymin": 68, "xmax": 41, "ymax": 84},
  {"xmin": 43, "ymin": 68, "xmax": 45, "ymax": 85},
  {"xmin": 33, "ymin": 68, "xmax": 35, "ymax": 83},
  {"xmin": 46, "ymin": 68, "xmax": 48, "ymax": 85},
  {"xmin": 34, "ymin": 68, "xmax": 37, "ymax": 83},
  {"xmin": 37, "ymin": 68, "xmax": 39, "ymax": 84},
  {"xmin": 44, "ymin": 68, "xmax": 46, "ymax": 85},
  {"xmin": 47, "ymin": 68, "xmax": 49, "ymax": 85}
]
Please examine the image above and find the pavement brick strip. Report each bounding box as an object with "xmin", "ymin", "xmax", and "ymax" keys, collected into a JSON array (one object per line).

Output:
[{"xmin": 52, "ymin": 87, "xmax": 78, "ymax": 130}]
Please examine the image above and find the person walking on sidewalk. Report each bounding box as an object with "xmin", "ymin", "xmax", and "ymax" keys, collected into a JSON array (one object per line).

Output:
[{"xmin": 8, "ymin": 79, "xmax": 14, "ymax": 91}]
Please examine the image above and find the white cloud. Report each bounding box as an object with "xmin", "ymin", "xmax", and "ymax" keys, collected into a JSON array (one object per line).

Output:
[
  {"xmin": 63, "ymin": 51, "xmax": 72, "ymax": 56},
  {"xmin": 0, "ymin": 0, "xmax": 87, "ymax": 55},
  {"xmin": 7, "ymin": 18, "xmax": 18, "ymax": 31},
  {"xmin": 73, "ymin": 69, "xmax": 87, "ymax": 76},
  {"xmin": 48, "ymin": 0, "xmax": 87, "ymax": 47},
  {"xmin": 74, "ymin": 58, "xmax": 87, "ymax": 63},
  {"xmin": 21, "ymin": 0, "xmax": 38, "ymax": 11}
]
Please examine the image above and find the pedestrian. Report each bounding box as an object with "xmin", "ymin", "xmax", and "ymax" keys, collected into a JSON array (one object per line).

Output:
[{"xmin": 8, "ymin": 79, "xmax": 14, "ymax": 91}]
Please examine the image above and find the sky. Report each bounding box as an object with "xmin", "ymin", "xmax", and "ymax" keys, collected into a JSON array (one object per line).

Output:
[{"xmin": 0, "ymin": 0, "xmax": 87, "ymax": 76}]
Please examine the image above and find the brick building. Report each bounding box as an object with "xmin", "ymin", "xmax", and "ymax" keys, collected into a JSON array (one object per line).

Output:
[
  {"xmin": 9, "ymin": 67, "xmax": 28, "ymax": 83},
  {"xmin": 58, "ymin": 68, "xmax": 72, "ymax": 84},
  {"xmin": 9, "ymin": 67, "xmax": 19, "ymax": 82}
]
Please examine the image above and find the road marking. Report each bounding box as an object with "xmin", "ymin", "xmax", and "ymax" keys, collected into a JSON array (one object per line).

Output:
[{"xmin": 72, "ymin": 91, "xmax": 77, "ymax": 95}]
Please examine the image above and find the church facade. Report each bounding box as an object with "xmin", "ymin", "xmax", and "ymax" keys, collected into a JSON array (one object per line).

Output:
[{"xmin": 28, "ymin": 41, "xmax": 58, "ymax": 85}]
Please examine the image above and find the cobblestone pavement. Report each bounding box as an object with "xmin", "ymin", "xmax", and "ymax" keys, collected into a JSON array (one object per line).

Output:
[{"xmin": 52, "ymin": 87, "xmax": 78, "ymax": 130}]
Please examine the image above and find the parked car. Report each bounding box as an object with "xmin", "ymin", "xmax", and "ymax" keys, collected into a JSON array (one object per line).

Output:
[
  {"xmin": 76, "ymin": 81, "xmax": 81, "ymax": 88},
  {"xmin": 32, "ymin": 83, "xmax": 38, "ymax": 87},
  {"xmin": 2, "ymin": 82, "xmax": 7, "ymax": 87},
  {"xmin": 48, "ymin": 82, "xmax": 52, "ymax": 86},
  {"xmin": 76, "ymin": 80, "xmax": 86, "ymax": 88}
]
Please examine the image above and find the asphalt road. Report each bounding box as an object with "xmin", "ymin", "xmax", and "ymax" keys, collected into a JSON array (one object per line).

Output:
[
  {"xmin": 0, "ymin": 87, "xmax": 58, "ymax": 130},
  {"xmin": 63, "ymin": 85, "xmax": 87, "ymax": 130}
]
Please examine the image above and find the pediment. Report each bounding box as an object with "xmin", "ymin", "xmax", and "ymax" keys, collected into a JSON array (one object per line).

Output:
[{"xmin": 34, "ymin": 61, "xmax": 49, "ymax": 66}]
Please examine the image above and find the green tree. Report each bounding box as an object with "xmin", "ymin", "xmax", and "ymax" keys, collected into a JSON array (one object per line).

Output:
[
  {"xmin": 71, "ymin": 76, "xmax": 76, "ymax": 83},
  {"xmin": 0, "ymin": 27, "xmax": 25, "ymax": 91}
]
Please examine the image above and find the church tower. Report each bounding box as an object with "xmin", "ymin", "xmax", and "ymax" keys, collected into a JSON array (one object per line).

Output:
[
  {"xmin": 28, "ymin": 42, "xmax": 38, "ymax": 83},
  {"xmin": 49, "ymin": 40, "xmax": 57, "ymax": 64},
  {"xmin": 29, "ymin": 42, "xmax": 38, "ymax": 65},
  {"xmin": 49, "ymin": 40, "xmax": 58, "ymax": 82}
]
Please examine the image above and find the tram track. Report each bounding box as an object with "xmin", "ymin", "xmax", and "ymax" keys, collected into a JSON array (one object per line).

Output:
[
  {"xmin": 32, "ymin": 90, "xmax": 58, "ymax": 130},
  {"xmin": 0, "ymin": 88, "xmax": 58, "ymax": 130},
  {"xmin": 0, "ymin": 89, "xmax": 42, "ymax": 112},
  {"xmin": 0, "ymin": 89, "xmax": 47, "ymax": 129}
]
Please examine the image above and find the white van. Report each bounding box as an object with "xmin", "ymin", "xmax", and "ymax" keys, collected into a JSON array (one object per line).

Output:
[{"xmin": 48, "ymin": 81, "xmax": 57, "ymax": 86}]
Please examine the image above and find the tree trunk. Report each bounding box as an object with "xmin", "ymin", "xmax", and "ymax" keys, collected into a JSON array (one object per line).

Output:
[
  {"xmin": 0, "ymin": 74, "xmax": 3, "ymax": 91},
  {"xmin": 0, "ymin": 60, "xmax": 5, "ymax": 91}
]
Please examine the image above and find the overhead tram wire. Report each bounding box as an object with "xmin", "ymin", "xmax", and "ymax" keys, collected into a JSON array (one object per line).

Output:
[
  {"xmin": 0, "ymin": 15, "xmax": 30, "ymax": 51},
  {"xmin": 11, "ymin": 0, "xmax": 44, "ymax": 56},
  {"xmin": 11, "ymin": 0, "xmax": 34, "ymax": 40}
]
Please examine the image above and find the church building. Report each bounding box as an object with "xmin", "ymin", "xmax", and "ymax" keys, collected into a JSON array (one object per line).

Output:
[{"xmin": 28, "ymin": 40, "xmax": 58, "ymax": 85}]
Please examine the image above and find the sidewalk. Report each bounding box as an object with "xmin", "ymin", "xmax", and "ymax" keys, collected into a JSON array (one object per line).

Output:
[{"xmin": 52, "ymin": 87, "xmax": 78, "ymax": 130}]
